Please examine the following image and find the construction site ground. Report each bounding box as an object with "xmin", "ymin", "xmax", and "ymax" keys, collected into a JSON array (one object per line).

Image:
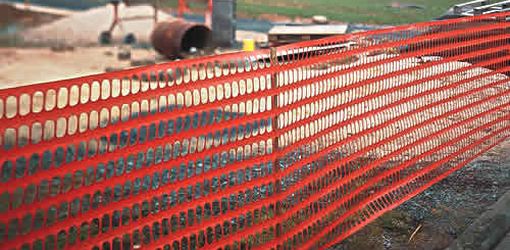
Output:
[
  {"xmin": 0, "ymin": 47, "xmax": 162, "ymax": 88},
  {"xmin": 447, "ymin": 189, "xmax": 510, "ymax": 250},
  {"xmin": 333, "ymin": 140, "xmax": 510, "ymax": 250},
  {"xmin": 495, "ymin": 232, "xmax": 510, "ymax": 250}
]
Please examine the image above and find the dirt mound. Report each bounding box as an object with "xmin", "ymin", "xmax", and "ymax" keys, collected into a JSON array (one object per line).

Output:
[
  {"xmin": 0, "ymin": 3, "xmax": 63, "ymax": 29},
  {"xmin": 21, "ymin": 3, "xmax": 174, "ymax": 46}
]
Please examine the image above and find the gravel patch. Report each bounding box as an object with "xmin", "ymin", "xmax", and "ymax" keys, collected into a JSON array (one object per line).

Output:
[{"xmin": 331, "ymin": 140, "xmax": 510, "ymax": 250}]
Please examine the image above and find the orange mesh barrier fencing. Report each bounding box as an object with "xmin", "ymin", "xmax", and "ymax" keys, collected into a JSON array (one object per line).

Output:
[{"xmin": 1, "ymin": 12, "xmax": 510, "ymax": 250}]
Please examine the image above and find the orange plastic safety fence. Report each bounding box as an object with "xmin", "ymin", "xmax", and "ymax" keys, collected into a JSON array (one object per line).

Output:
[{"xmin": 0, "ymin": 12, "xmax": 509, "ymax": 250}]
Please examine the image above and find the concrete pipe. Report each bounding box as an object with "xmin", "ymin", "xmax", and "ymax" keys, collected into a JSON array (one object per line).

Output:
[{"xmin": 151, "ymin": 20, "xmax": 212, "ymax": 59}]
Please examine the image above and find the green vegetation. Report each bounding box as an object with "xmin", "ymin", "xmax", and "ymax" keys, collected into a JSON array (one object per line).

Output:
[
  {"xmin": 12, "ymin": 0, "xmax": 469, "ymax": 24},
  {"xmin": 237, "ymin": 0, "xmax": 469, "ymax": 24}
]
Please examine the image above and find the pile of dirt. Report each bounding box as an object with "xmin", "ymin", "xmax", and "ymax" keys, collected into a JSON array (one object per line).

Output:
[
  {"xmin": 21, "ymin": 3, "xmax": 174, "ymax": 46},
  {"xmin": 0, "ymin": 3, "xmax": 63, "ymax": 29}
]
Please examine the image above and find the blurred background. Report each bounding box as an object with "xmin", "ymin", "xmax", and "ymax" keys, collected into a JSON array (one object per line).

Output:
[{"xmin": 0, "ymin": 0, "xmax": 471, "ymax": 87}]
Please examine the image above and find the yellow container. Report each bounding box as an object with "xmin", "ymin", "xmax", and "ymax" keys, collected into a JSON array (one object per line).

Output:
[{"xmin": 242, "ymin": 39, "xmax": 256, "ymax": 52}]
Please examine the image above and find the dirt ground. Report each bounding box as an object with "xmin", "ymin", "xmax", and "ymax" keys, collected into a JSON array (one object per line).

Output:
[
  {"xmin": 0, "ymin": 47, "xmax": 160, "ymax": 88},
  {"xmin": 0, "ymin": 3, "xmax": 64, "ymax": 29},
  {"xmin": 333, "ymin": 140, "xmax": 510, "ymax": 250}
]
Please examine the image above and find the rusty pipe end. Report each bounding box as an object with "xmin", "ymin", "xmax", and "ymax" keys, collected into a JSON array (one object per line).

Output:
[{"xmin": 151, "ymin": 20, "xmax": 212, "ymax": 59}]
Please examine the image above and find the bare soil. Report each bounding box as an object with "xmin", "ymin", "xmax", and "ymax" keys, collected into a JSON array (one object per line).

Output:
[
  {"xmin": 0, "ymin": 47, "xmax": 160, "ymax": 87},
  {"xmin": 332, "ymin": 140, "xmax": 510, "ymax": 250},
  {"xmin": 0, "ymin": 3, "xmax": 62, "ymax": 29}
]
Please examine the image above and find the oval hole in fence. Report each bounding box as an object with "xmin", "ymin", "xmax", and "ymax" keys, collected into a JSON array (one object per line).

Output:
[
  {"xmin": 184, "ymin": 91, "xmax": 192, "ymax": 107},
  {"xmin": 175, "ymin": 68, "xmax": 183, "ymax": 85},
  {"xmin": 232, "ymin": 81, "xmax": 239, "ymax": 98},
  {"xmin": 56, "ymin": 118, "xmax": 67, "ymax": 138},
  {"xmin": 245, "ymin": 58, "xmax": 252, "ymax": 72},
  {"xmin": 254, "ymin": 55, "xmax": 262, "ymax": 70},
  {"xmin": 150, "ymin": 71, "xmax": 158, "ymax": 90},
  {"xmin": 19, "ymin": 94, "xmax": 31, "ymax": 116},
  {"xmin": 0, "ymin": 98, "xmax": 3, "ymax": 119},
  {"xmin": 57, "ymin": 87, "xmax": 68, "ymax": 109},
  {"xmin": 234, "ymin": 59, "xmax": 242, "ymax": 74},
  {"xmin": 80, "ymin": 83, "xmax": 90, "ymax": 104},
  {"xmin": 193, "ymin": 89, "xmax": 200, "ymax": 106},
  {"xmin": 240, "ymin": 80, "xmax": 247, "ymax": 96},
  {"xmin": 121, "ymin": 77, "xmax": 130, "ymax": 96},
  {"xmin": 149, "ymin": 98, "xmax": 158, "ymax": 114},
  {"xmin": 253, "ymin": 99, "xmax": 259, "ymax": 114},
  {"xmin": 69, "ymin": 85, "xmax": 79, "ymax": 107},
  {"xmin": 18, "ymin": 125, "xmax": 29, "ymax": 147},
  {"xmin": 101, "ymin": 80, "xmax": 111, "ymax": 100},
  {"xmin": 43, "ymin": 120, "xmax": 55, "ymax": 141},
  {"xmin": 141, "ymin": 100, "xmax": 149, "ymax": 116},
  {"xmin": 206, "ymin": 62, "xmax": 214, "ymax": 79},
  {"xmin": 4, "ymin": 128, "xmax": 16, "ymax": 150},
  {"xmin": 191, "ymin": 65, "xmax": 199, "ymax": 82},
  {"xmin": 260, "ymin": 97, "xmax": 267, "ymax": 113},
  {"xmin": 44, "ymin": 90, "xmax": 57, "ymax": 112},
  {"xmin": 131, "ymin": 75, "xmax": 140, "ymax": 94},
  {"xmin": 208, "ymin": 86, "xmax": 216, "ymax": 103},
  {"xmin": 121, "ymin": 104, "xmax": 130, "ymax": 122},
  {"xmin": 79, "ymin": 113, "xmax": 88, "ymax": 133},
  {"xmin": 140, "ymin": 73, "xmax": 149, "ymax": 92},
  {"xmin": 222, "ymin": 61, "xmax": 229, "ymax": 76},
  {"xmin": 158, "ymin": 70, "xmax": 166, "ymax": 88},
  {"xmin": 31, "ymin": 123, "xmax": 42, "ymax": 144},
  {"xmin": 224, "ymin": 83, "xmax": 231, "ymax": 99},
  {"xmin": 158, "ymin": 96, "xmax": 167, "ymax": 113},
  {"xmin": 253, "ymin": 77, "xmax": 260, "ymax": 93},
  {"xmin": 228, "ymin": 60, "xmax": 236, "ymax": 75},
  {"xmin": 91, "ymin": 81, "xmax": 101, "ymax": 102},
  {"xmin": 260, "ymin": 76, "xmax": 266, "ymax": 91},
  {"xmin": 239, "ymin": 102, "xmax": 246, "ymax": 117},
  {"xmin": 131, "ymin": 102, "xmax": 140, "ymax": 118},
  {"xmin": 232, "ymin": 104, "xmax": 239, "ymax": 118},
  {"xmin": 246, "ymin": 78, "xmax": 253, "ymax": 94},
  {"xmin": 68, "ymin": 115, "xmax": 78, "ymax": 135},
  {"xmin": 212, "ymin": 61, "xmax": 220, "ymax": 78},
  {"xmin": 111, "ymin": 79, "xmax": 121, "ymax": 98},
  {"xmin": 169, "ymin": 94, "xmax": 177, "ymax": 110},
  {"xmin": 89, "ymin": 111, "xmax": 99, "ymax": 130},
  {"xmin": 199, "ymin": 63, "xmax": 207, "ymax": 80},
  {"xmin": 216, "ymin": 84, "xmax": 224, "ymax": 101},
  {"xmin": 246, "ymin": 100, "xmax": 253, "ymax": 115},
  {"xmin": 6, "ymin": 96, "xmax": 17, "ymax": 118},
  {"xmin": 100, "ymin": 108, "xmax": 109, "ymax": 128},
  {"xmin": 167, "ymin": 69, "xmax": 175, "ymax": 86},
  {"xmin": 183, "ymin": 67, "xmax": 191, "ymax": 83}
]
